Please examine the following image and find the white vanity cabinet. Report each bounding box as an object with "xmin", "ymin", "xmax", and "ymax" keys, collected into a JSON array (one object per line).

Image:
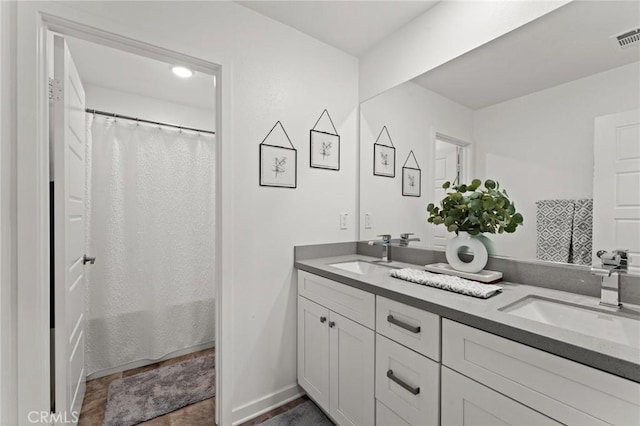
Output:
[
  {"xmin": 296, "ymin": 267, "xmax": 640, "ymax": 426},
  {"xmin": 297, "ymin": 271, "xmax": 375, "ymax": 426},
  {"xmin": 442, "ymin": 319, "xmax": 640, "ymax": 426}
]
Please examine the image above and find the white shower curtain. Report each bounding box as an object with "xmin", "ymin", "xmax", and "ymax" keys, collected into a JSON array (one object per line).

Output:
[{"xmin": 85, "ymin": 114, "xmax": 215, "ymax": 376}]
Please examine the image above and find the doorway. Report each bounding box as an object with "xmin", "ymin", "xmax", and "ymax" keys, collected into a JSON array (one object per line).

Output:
[
  {"xmin": 48, "ymin": 29, "xmax": 219, "ymax": 425},
  {"xmin": 429, "ymin": 132, "xmax": 471, "ymax": 250}
]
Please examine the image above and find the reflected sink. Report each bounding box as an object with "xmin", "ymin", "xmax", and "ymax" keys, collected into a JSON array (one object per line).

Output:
[
  {"xmin": 329, "ymin": 260, "xmax": 397, "ymax": 275},
  {"xmin": 500, "ymin": 296, "xmax": 640, "ymax": 347}
]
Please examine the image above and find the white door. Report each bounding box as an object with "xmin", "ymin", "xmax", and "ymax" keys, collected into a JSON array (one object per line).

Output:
[
  {"xmin": 431, "ymin": 140, "xmax": 459, "ymax": 249},
  {"xmin": 329, "ymin": 311, "xmax": 374, "ymax": 426},
  {"xmin": 441, "ymin": 367, "xmax": 561, "ymax": 426},
  {"xmin": 52, "ymin": 34, "xmax": 87, "ymax": 424},
  {"xmin": 297, "ymin": 296, "xmax": 330, "ymax": 410},
  {"xmin": 593, "ymin": 109, "xmax": 640, "ymax": 273}
]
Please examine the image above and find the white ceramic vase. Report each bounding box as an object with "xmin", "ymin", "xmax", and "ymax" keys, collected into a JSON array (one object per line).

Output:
[{"xmin": 445, "ymin": 231, "xmax": 489, "ymax": 273}]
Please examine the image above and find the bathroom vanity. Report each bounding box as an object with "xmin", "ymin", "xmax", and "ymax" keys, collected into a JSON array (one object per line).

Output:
[{"xmin": 295, "ymin": 247, "xmax": 640, "ymax": 426}]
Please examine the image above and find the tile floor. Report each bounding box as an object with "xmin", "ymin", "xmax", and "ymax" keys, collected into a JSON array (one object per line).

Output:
[
  {"xmin": 239, "ymin": 396, "xmax": 310, "ymax": 426},
  {"xmin": 78, "ymin": 348, "xmax": 215, "ymax": 426},
  {"xmin": 79, "ymin": 348, "xmax": 311, "ymax": 426}
]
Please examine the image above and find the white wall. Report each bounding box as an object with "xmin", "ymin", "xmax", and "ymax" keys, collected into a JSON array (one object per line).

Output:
[
  {"xmin": 0, "ymin": 1, "xmax": 18, "ymax": 425},
  {"xmin": 473, "ymin": 62, "xmax": 640, "ymax": 260},
  {"xmin": 359, "ymin": 0, "xmax": 569, "ymax": 101},
  {"xmin": 360, "ymin": 81, "xmax": 473, "ymax": 244},
  {"xmin": 13, "ymin": 2, "xmax": 358, "ymax": 424},
  {"xmin": 84, "ymin": 84, "xmax": 215, "ymax": 132}
]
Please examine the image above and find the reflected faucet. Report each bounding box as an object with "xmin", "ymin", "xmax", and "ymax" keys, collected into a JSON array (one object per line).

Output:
[
  {"xmin": 591, "ymin": 249, "xmax": 628, "ymax": 309},
  {"xmin": 399, "ymin": 233, "xmax": 421, "ymax": 246}
]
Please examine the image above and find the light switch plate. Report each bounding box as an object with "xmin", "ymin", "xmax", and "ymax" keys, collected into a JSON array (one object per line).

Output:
[
  {"xmin": 340, "ymin": 213, "xmax": 348, "ymax": 230},
  {"xmin": 364, "ymin": 213, "xmax": 372, "ymax": 229}
]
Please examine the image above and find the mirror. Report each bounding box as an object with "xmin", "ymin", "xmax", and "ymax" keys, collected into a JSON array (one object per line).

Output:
[{"xmin": 359, "ymin": 1, "xmax": 640, "ymax": 266}]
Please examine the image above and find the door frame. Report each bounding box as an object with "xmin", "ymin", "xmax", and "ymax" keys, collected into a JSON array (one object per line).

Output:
[
  {"xmin": 16, "ymin": 5, "xmax": 233, "ymax": 425},
  {"xmin": 426, "ymin": 129, "xmax": 473, "ymax": 249}
]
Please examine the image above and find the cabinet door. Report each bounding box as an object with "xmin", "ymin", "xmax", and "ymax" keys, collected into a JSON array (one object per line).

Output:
[
  {"xmin": 442, "ymin": 367, "xmax": 561, "ymax": 426},
  {"xmin": 298, "ymin": 296, "xmax": 330, "ymax": 410},
  {"xmin": 329, "ymin": 311, "xmax": 375, "ymax": 426}
]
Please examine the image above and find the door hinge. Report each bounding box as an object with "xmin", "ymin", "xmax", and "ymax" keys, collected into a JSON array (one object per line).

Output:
[{"xmin": 49, "ymin": 78, "xmax": 62, "ymax": 102}]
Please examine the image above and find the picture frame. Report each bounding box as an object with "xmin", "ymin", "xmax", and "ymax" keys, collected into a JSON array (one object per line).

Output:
[
  {"xmin": 310, "ymin": 109, "xmax": 340, "ymax": 171},
  {"xmin": 402, "ymin": 150, "xmax": 421, "ymax": 197},
  {"xmin": 374, "ymin": 144, "xmax": 395, "ymax": 177},
  {"xmin": 402, "ymin": 167, "xmax": 421, "ymax": 196},
  {"xmin": 310, "ymin": 130, "xmax": 340, "ymax": 170},
  {"xmin": 373, "ymin": 126, "xmax": 396, "ymax": 177},
  {"xmin": 259, "ymin": 121, "xmax": 297, "ymax": 188}
]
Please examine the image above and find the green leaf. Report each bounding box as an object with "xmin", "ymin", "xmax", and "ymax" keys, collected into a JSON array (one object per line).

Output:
[
  {"xmin": 512, "ymin": 213, "xmax": 524, "ymax": 224},
  {"xmin": 485, "ymin": 179, "xmax": 496, "ymax": 189},
  {"xmin": 427, "ymin": 203, "xmax": 435, "ymax": 213},
  {"xmin": 447, "ymin": 224, "xmax": 458, "ymax": 232},
  {"xmin": 442, "ymin": 181, "xmax": 451, "ymax": 189}
]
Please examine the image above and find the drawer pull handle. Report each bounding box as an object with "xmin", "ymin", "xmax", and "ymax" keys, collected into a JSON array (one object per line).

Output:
[
  {"xmin": 387, "ymin": 315, "xmax": 421, "ymax": 333},
  {"xmin": 387, "ymin": 369, "xmax": 420, "ymax": 395},
  {"xmin": 320, "ymin": 316, "xmax": 327, "ymax": 323},
  {"xmin": 329, "ymin": 321, "xmax": 335, "ymax": 328}
]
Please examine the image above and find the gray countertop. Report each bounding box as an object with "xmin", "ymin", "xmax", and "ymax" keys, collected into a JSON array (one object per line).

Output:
[{"xmin": 295, "ymin": 253, "xmax": 640, "ymax": 383}]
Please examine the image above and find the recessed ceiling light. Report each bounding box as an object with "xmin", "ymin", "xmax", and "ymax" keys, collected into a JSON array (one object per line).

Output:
[{"xmin": 171, "ymin": 65, "xmax": 194, "ymax": 78}]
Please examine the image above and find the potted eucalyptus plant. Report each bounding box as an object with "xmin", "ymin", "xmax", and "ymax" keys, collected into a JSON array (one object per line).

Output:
[{"xmin": 427, "ymin": 179, "xmax": 523, "ymax": 273}]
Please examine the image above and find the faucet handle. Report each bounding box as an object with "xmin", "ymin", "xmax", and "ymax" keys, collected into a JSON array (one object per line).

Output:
[
  {"xmin": 596, "ymin": 249, "xmax": 628, "ymax": 268},
  {"xmin": 377, "ymin": 234, "xmax": 392, "ymax": 242},
  {"xmin": 400, "ymin": 233, "xmax": 414, "ymax": 240}
]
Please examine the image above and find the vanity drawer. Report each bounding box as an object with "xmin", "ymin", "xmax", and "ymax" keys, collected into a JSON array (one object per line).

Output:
[
  {"xmin": 376, "ymin": 400, "xmax": 410, "ymax": 426},
  {"xmin": 375, "ymin": 334, "xmax": 439, "ymax": 426},
  {"xmin": 297, "ymin": 270, "xmax": 375, "ymax": 329},
  {"xmin": 442, "ymin": 366, "xmax": 561, "ymax": 426},
  {"xmin": 376, "ymin": 296, "xmax": 440, "ymax": 361},
  {"xmin": 442, "ymin": 319, "xmax": 640, "ymax": 426}
]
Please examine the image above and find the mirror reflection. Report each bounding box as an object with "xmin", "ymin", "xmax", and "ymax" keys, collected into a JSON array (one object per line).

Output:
[{"xmin": 359, "ymin": 1, "xmax": 640, "ymax": 268}]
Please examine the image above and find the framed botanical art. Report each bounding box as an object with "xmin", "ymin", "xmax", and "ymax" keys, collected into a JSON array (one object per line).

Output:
[
  {"xmin": 259, "ymin": 121, "xmax": 297, "ymax": 188},
  {"xmin": 373, "ymin": 126, "xmax": 395, "ymax": 177},
  {"xmin": 310, "ymin": 109, "xmax": 340, "ymax": 170},
  {"xmin": 402, "ymin": 150, "xmax": 421, "ymax": 197}
]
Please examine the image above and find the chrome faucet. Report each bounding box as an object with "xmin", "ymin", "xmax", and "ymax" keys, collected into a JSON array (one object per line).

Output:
[
  {"xmin": 369, "ymin": 234, "xmax": 392, "ymax": 262},
  {"xmin": 399, "ymin": 233, "xmax": 421, "ymax": 246},
  {"xmin": 368, "ymin": 233, "xmax": 422, "ymax": 262},
  {"xmin": 591, "ymin": 249, "xmax": 628, "ymax": 309}
]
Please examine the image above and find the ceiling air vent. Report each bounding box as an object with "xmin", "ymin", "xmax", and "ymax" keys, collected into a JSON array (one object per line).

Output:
[{"xmin": 613, "ymin": 28, "xmax": 640, "ymax": 49}]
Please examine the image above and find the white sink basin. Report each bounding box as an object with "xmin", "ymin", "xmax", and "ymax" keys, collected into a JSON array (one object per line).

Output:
[
  {"xmin": 500, "ymin": 296, "xmax": 640, "ymax": 347},
  {"xmin": 329, "ymin": 260, "xmax": 396, "ymax": 275}
]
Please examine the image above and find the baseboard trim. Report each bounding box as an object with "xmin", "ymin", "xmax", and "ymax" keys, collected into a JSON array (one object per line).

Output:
[
  {"xmin": 86, "ymin": 341, "xmax": 215, "ymax": 380},
  {"xmin": 232, "ymin": 383, "xmax": 305, "ymax": 425}
]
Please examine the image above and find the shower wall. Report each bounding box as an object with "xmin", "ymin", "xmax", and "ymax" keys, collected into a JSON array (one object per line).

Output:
[{"xmin": 84, "ymin": 86, "xmax": 216, "ymax": 378}]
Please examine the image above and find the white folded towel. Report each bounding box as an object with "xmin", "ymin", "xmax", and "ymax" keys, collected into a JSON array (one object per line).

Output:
[{"xmin": 390, "ymin": 268, "xmax": 502, "ymax": 299}]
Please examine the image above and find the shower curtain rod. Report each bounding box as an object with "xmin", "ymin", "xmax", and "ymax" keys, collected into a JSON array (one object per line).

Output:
[{"xmin": 86, "ymin": 108, "xmax": 216, "ymax": 136}]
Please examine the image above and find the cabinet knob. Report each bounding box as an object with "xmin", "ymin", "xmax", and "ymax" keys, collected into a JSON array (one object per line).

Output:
[
  {"xmin": 329, "ymin": 321, "xmax": 335, "ymax": 328},
  {"xmin": 320, "ymin": 316, "xmax": 327, "ymax": 323}
]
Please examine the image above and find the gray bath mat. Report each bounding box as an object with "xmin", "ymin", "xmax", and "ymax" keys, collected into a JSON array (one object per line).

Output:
[
  {"xmin": 104, "ymin": 354, "xmax": 214, "ymax": 426},
  {"xmin": 260, "ymin": 401, "xmax": 333, "ymax": 426}
]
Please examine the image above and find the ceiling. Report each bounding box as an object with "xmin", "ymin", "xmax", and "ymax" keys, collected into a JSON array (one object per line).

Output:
[
  {"xmin": 66, "ymin": 37, "xmax": 216, "ymax": 111},
  {"xmin": 236, "ymin": 1, "xmax": 440, "ymax": 56},
  {"xmin": 412, "ymin": 1, "xmax": 640, "ymax": 109}
]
